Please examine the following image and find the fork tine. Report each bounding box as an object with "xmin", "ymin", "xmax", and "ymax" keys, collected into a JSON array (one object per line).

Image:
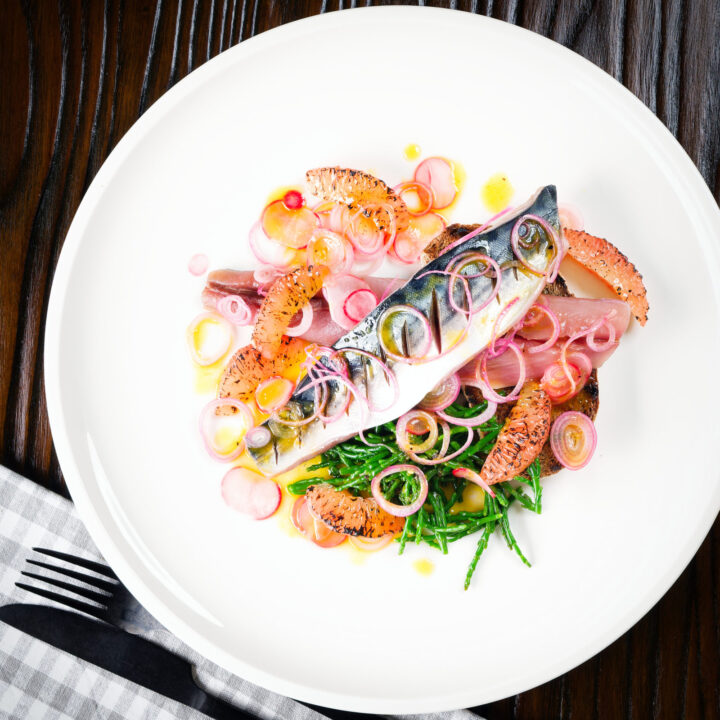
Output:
[
  {"xmin": 26, "ymin": 560, "xmax": 117, "ymax": 594},
  {"xmin": 32, "ymin": 548, "xmax": 117, "ymax": 579},
  {"xmin": 21, "ymin": 571, "xmax": 111, "ymax": 606},
  {"xmin": 16, "ymin": 582, "xmax": 107, "ymax": 621}
]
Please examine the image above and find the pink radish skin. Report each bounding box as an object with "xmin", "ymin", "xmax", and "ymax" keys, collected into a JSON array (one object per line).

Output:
[
  {"xmin": 221, "ymin": 467, "xmax": 281, "ymax": 520},
  {"xmin": 414, "ymin": 157, "xmax": 457, "ymax": 209}
]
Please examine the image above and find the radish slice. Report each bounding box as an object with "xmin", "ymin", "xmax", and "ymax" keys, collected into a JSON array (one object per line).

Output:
[
  {"xmin": 255, "ymin": 376, "xmax": 294, "ymax": 413},
  {"xmin": 414, "ymin": 157, "xmax": 457, "ymax": 209},
  {"xmin": 221, "ymin": 468, "xmax": 281, "ymax": 520},
  {"xmin": 261, "ymin": 199, "xmax": 319, "ymax": 249},
  {"xmin": 343, "ymin": 288, "xmax": 378, "ymax": 323},
  {"xmin": 186, "ymin": 312, "xmax": 233, "ymax": 366},
  {"xmin": 291, "ymin": 496, "xmax": 347, "ymax": 547},
  {"xmin": 248, "ymin": 221, "xmax": 300, "ymax": 269},
  {"xmin": 349, "ymin": 534, "xmax": 393, "ymax": 552},
  {"xmin": 323, "ymin": 275, "xmax": 372, "ymax": 330},
  {"xmin": 188, "ymin": 253, "xmax": 209, "ymax": 276}
]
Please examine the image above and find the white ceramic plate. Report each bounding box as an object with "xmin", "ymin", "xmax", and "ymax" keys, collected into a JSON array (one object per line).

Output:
[{"xmin": 45, "ymin": 7, "xmax": 720, "ymax": 713}]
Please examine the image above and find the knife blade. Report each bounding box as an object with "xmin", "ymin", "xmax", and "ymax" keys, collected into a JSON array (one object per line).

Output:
[{"xmin": 0, "ymin": 603, "xmax": 252, "ymax": 720}]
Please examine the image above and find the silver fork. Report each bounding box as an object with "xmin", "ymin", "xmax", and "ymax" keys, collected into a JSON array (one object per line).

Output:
[{"xmin": 16, "ymin": 547, "xmax": 165, "ymax": 635}]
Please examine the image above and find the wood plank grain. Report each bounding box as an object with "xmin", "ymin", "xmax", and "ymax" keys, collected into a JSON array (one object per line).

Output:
[{"xmin": 0, "ymin": 2, "xmax": 717, "ymax": 718}]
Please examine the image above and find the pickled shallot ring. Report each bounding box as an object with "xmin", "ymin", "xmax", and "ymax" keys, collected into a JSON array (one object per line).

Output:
[
  {"xmin": 255, "ymin": 376, "xmax": 294, "ymax": 413},
  {"xmin": 245, "ymin": 425, "xmax": 271, "ymax": 448},
  {"xmin": 396, "ymin": 411, "xmax": 438, "ymax": 455},
  {"xmin": 445, "ymin": 252, "xmax": 502, "ymax": 316},
  {"xmin": 377, "ymin": 305, "xmax": 433, "ymax": 363},
  {"xmin": 559, "ymin": 315, "xmax": 610, "ymax": 390},
  {"xmin": 217, "ymin": 294, "xmax": 254, "ymax": 326},
  {"xmin": 393, "ymin": 180, "xmax": 435, "ymax": 217},
  {"xmin": 418, "ymin": 374, "xmax": 460, "ymax": 411},
  {"xmin": 284, "ymin": 303, "xmax": 314, "ymax": 337},
  {"xmin": 271, "ymin": 377, "xmax": 329, "ymax": 428},
  {"xmin": 477, "ymin": 340, "xmax": 526, "ymax": 403},
  {"xmin": 405, "ymin": 424, "xmax": 473, "ymax": 465},
  {"xmin": 510, "ymin": 214, "xmax": 559, "ymax": 278},
  {"xmin": 523, "ymin": 304, "xmax": 560, "ymax": 354},
  {"xmin": 437, "ymin": 401, "xmax": 497, "ymax": 427},
  {"xmin": 371, "ymin": 465, "xmax": 428, "ymax": 517},
  {"xmin": 586, "ymin": 315, "xmax": 617, "ymax": 352},
  {"xmin": 198, "ymin": 397, "xmax": 253, "ymax": 462},
  {"xmin": 437, "ymin": 206, "xmax": 514, "ymax": 259},
  {"xmin": 550, "ymin": 411, "xmax": 597, "ymax": 470}
]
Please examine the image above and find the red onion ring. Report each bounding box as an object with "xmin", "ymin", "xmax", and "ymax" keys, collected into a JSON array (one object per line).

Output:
[
  {"xmin": 405, "ymin": 424, "xmax": 474, "ymax": 465},
  {"xmin": 217, "ymin": 294, "xmax": 254, "ymax": 326},
  {"xmin": 396, "ymin": 411, "xmax": 438, "ymax": 455},
  {"xmin": 393, "ymin": 180, "xmax": 435, "ymax": 216},
  {"xmin": 255, "ymin": 376, "xmax": 294, "ymax": 413},
  {"xmin": 371, "ymin": 464, "xmax": 428, "ymax": 517},
  {"xmin": 445, "ymin": 252, "xmax": 503, "ymax": 316},
  {"xmin": 418, "ymin": 374, "xmax": 461, "ymax": 411},
  {"xmin": 245, "ymin": 425, "xmax": 271, "ymax": 449},
  {"xmin": 284, "ymin": 303, "xmax": 314, "ymax": 337},
  {"xmin": 510, "ymin": 214, "xmax": 559, "ymax": 278},
  {"xmin": 198, "ymin": 398, "xmax": 253, "ymax": 462},
  {"xmin": 477, "ymin": 340, "xmax": 526, "ymax": 403},
  {"xmin": 377, "ymin": 305, "xmax": 433, "ymax": 364},
  {"xmin": 522, "ymin": 303, "xmax": 560, "ymax": 354},
  {"xmin": 436, "ymin": 401, "xmax": 496, "ymax": 427},
  {"xmin": 452, "ymin": 467, "xmax": 496, "ymax": 498}
]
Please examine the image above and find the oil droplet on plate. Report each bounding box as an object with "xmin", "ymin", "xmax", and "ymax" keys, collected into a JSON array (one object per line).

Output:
[
  {"xmin": 481, "ymin": 173, "xmax": 514, "ymax": 214},
  {"xmin": 413, "ymin": 558, "xmax": 435, "ymax": 576},
  {"xmin": 403, "ymin": 143, "xmax": 421, "ymax": 161}
]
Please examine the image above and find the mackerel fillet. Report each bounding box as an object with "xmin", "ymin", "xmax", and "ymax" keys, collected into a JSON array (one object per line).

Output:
[{"xmin": 249, "ymin": 186, "xmax": 560, "ymax": 475}]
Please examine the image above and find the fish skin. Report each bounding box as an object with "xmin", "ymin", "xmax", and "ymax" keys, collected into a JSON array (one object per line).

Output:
[{"xmin": 248, "ymin": 186, "xmax": 560, "ymax": 476}]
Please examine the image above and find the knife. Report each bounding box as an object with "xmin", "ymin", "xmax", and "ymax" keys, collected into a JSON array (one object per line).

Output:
[{"xmin": 0, "ymin": 603, "xmax": 253, "ymax": 720}]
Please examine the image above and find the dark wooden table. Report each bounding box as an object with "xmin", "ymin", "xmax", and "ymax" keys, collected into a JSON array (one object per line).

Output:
[{"xmin": 1, "ymin": 2, "xmax": 718, "ymax": 718}]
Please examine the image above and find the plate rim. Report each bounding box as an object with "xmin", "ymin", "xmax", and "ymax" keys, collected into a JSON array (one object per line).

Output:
[{"xmin": 44, "ymin": 5, "xmax": 720, "ymax": 712}]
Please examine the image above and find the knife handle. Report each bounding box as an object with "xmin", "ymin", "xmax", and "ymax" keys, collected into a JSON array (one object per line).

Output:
[{"xmin": 194, "ymin": 690, "xmax": 257, "ymax": 720}]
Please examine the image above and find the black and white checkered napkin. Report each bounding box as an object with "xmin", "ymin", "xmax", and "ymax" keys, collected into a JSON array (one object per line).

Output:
[{"xmin": 0, "ymin": 466, "xmax": 483, "ymax": 720}]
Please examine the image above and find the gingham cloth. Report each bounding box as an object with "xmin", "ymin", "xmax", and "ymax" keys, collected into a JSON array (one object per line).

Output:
[{"xmin": 0, "ymin": 466, "xmax": 483, "ymax": 720}]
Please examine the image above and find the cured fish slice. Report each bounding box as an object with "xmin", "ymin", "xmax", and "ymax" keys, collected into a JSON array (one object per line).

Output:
[
  {"xmin": 306, "ymin": 167, "xmax": 410, "ymax": 235},
  {"xmin": 248, "ymin": 185, "xmax": 560, "ymax": 476},
  {"xmin": 563, "ymin": 228, "xmax": 649, "ymax": 325},
  {"xmin": 305, "ymin": 484, "xmax": 405, "ymax": 538}
]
